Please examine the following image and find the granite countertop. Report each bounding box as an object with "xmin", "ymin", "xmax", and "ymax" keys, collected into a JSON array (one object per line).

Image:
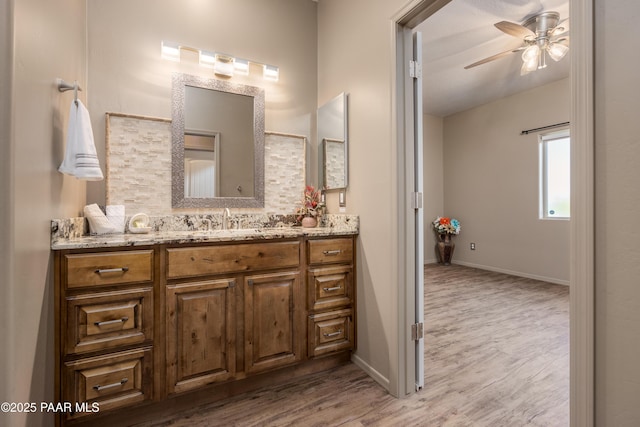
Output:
[{"xmin": 51, "ymin": 214, "xmax": 359, "ymax": 250}]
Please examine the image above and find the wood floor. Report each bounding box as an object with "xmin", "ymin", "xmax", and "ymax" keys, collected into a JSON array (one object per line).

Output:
[{"xmin": 136, "ymin": 264, "xmax": 569, "ymax": 427}]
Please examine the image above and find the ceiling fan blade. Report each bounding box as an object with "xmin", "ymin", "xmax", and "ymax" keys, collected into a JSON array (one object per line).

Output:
[
  {"xmin": 494, "ymin": 21, "xmax": 536, "ymax": 39},
  {"xmin": 464, "ymin": 46, "xmax": 526, "ymax": 70}
]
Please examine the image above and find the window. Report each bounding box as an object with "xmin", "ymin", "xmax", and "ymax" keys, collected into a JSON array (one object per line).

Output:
[{"xmin": 540, "ymin": 130, "xmax": 570, "ymax": 219}]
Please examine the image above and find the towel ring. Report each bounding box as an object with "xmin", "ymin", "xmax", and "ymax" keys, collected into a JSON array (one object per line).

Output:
[{"xmin": 57, "ymin": 78, "xmax": 82, "ymax": 105}]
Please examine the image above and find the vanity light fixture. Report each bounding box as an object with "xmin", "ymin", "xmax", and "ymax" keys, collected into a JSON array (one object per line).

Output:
[
  {"xmin": 161, "ymin": 40, "xmax": 279, "ymax": 82},
  {"xmin": 161, "ymin": 41, "xmax": 181, "ymax": 62},
  {"xmin": 198, "ymin": 50, "xmax": 217, "ymax": 68},
  {"xmin": 234, "ymin": 58, "xmax": 250, "ymax": 76},
  {"xmin": 263, "ymin": 64, "xmax": 279, "ymax": 82},
  {"xmin": 213, "ymin": 54, "xmax": 235, "ymax": 77}
]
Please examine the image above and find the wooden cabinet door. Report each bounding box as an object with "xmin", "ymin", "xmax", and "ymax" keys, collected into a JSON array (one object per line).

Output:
[
  {"xmin": 244, "ymin": 271, "xmax": 302, "ymax": 374},
  {"xmin": 166, "ymin": 279, "xmax": 236, "ymax": 395}
]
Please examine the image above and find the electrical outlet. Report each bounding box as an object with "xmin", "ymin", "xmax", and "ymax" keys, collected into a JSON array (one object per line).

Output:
[{"xmin": 470, "ymin": 242, "xmax": 476, "ymax": 250}]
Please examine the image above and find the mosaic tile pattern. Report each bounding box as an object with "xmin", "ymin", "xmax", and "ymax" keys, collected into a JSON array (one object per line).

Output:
[
  {"xmin": 106, "ymin": 114, "xmax": 306, "ymax": 215},
  {"xmin": 265, "ymin": 132, "xmax": 306, "ymax": 212},
  {"xmin": 105, "ymin": 113, "xmax": 172, "ymax": 214}
]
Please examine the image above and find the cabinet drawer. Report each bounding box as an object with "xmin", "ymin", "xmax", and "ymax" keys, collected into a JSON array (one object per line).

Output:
[
  {"xmin": 65, "ymin": 250, "xmax": 153, "ymax": 289},
  {"xmin": 307, "ymin": 238, "xmax": 353, "ymax": 266},
  {"xmin": 65, "ymin": 288, "xmax": 153, "ymax": 355},
  {"xmin": 308, "ymin": 309, "xmax": 354, "ymax": 357},
  {"xmin": 63, "ymin": 347, "xmax": 152, "ymax": 419},
  {"xmin": 308, "ymin": 265, "xmax": 353, "ymax": 312},
  {"xmin": 167, "ymin": 241, "xmax": 300, "ymax": 279}
]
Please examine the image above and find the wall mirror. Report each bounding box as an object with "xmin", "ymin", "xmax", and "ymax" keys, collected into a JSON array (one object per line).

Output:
[
  {"xmin": 318, "ymin": 92, "xmax": 348, "ymax": 190},
  {"xmin": 172, "ymin": 73, "xmax": 265, "ymax": 208}
]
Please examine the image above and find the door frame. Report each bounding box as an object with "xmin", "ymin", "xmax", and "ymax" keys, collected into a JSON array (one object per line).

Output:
[{"xmin": 392, "ymin": 1, "xmax": 594, "ymax": 426}]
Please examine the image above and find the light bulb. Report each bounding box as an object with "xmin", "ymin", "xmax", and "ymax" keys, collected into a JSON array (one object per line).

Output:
[
  {"xmin": 548, "ymin": 43, "xmax": 569, "ymax": 61},
  {"xmin": 234, "ymin": 58, "xmax": 250, "ymax": 75},
  {"xmin": 214, "ymin": 55, "xmax": 235, "ymax": 77},
  {"xmin": 521, "ymin": 45, "xmax": 540, "ymax": 62},
  {"xmin": 199, "ymin": 50, "xmax": 216, "ymax": 68},
  {"xmin": 521, "ymin": 57, "xmax": 538, "ymax": 75},
  {"xmin": 161, "ymin": 41, "xmax": 181, "ymax": 62},
  {"xmin": 263, "ymin": 65, "xmax": 279, "ymax": 82}
]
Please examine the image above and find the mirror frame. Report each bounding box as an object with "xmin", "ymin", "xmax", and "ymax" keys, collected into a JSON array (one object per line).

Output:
[
  {"xmin": 171, "ymin": 72, "xmax": 265, "ymax": 208},
  {"xmin": 318, "ymin": 92, "xmax": 348, "ymax": 191}
]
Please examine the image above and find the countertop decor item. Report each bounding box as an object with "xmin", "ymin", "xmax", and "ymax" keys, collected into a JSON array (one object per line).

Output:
[
  {"xmin": 296, "ymin": 185, "xmax": 325, "ymax": 227},
  {"xmin": 433, "ymin": 216, "xmax": 461, "ymax": 265},
  {"xmin": 128, "ymin": 213, "xmax": 152, "ymax": 234}
]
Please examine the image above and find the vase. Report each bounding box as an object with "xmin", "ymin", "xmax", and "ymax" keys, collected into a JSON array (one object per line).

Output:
[
  {"xmin": 301, "ymin": 216, "xmax": 317, "ymax": 228},
  {"xmin": 436, "ymin": 233, "xmax": 455, "ymax": 265}
]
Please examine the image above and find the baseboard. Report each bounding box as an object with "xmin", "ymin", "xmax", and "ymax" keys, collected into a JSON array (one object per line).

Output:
[
  {"xmin": 424, "ymin": 257, "xmax": 438, "ymax": 264},
  {"xmin": 434, "ymin": 260, "xmax": 570, "ymax": 286},
  {"xmin": 351, "ymin": 353, "xmax": 390, "ymax": 391}
]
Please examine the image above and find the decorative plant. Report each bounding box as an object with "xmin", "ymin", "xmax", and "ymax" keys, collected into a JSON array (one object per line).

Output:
[
  {"xmin": 432, "ymin": 216, "xmax": 461, "ymax": 235},
  {"xmin": 296, "ymin": 185, "xmax": 325, "ymax": 220}
]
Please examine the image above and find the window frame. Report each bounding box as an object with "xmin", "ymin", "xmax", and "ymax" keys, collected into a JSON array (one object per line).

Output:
[{"xmin": 539, "ymin": 128, "xmax": 571, "ymax": 220}]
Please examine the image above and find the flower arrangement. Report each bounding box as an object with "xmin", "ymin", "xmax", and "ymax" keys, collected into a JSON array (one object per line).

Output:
[
  {"xmin": 432, "ymin": 216, "xmax": 461, "ymax": 235},
  {"xmin": 296, "ymin": 185, "xmax": 325, "ymax": 221}
]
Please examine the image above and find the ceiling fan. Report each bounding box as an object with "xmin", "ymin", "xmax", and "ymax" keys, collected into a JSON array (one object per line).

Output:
[{"xmin": 465, "ymin": 11, "xmax": 569, "ymax": 75}]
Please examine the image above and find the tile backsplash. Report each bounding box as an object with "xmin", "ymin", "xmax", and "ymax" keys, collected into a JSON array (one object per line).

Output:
[{"xmin": 105, "ymin": 113, "xmax": 307, "ymax": 216}]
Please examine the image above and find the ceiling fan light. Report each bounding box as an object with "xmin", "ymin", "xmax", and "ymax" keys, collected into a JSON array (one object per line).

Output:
[
  {"xmin": 548, "ymin": 43, "xmax": 569, "ymax": 61},
  {"xmin": 521, "ymin": 45, "xmax": 540, "ymax": 62},
  {"xmin": 522, "ymin": 56, "xmax": 538, "ymax": 74}
]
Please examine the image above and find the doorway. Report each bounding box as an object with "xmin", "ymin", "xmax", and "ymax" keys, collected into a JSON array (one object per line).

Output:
[{"xmin": 394, "ymin": 0, "xmax": 594, "ymax": 425}]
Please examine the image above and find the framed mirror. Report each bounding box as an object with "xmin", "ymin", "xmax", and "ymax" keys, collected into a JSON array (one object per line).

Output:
[
  {"xmin": 172, "ymin": 73, "xmax": 265, "ymax": 208},
  {"xmin": 318, "ymin": 92, "xmax": 348, "ymax": 190}
]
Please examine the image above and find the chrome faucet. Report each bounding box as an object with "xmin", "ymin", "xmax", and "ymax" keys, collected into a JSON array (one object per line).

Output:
[{"xmin": 222, "ymin": 208, "xmax": 231, "ymax": 230}]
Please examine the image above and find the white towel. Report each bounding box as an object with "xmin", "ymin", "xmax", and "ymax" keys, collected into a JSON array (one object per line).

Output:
[
  {"xmin": 59, "ymin": 99, "xmax": 104, "ymax": 181},
  {"xmin": 84, "ymin": 204, "xmax": 120, "ymax": 235},
  {"xmin": 106, "ymin": 205, "xmax": 125, "ymax": 233}
]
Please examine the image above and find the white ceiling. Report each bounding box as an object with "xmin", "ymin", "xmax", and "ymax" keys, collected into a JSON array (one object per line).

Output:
[{"xmin": 416, "ymin": 0, "xmax": 569, "ymax": 117}]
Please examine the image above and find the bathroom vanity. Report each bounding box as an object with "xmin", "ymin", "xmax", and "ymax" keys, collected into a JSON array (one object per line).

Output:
[{"xmin": 52, "ymin": 221, "xmax": 357, "ymax": 426}]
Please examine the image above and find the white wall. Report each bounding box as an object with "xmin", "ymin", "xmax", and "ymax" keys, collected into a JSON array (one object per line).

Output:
[
  {"xmin": 86, "ymin": 0, "xmax": 318, "ymax": 205},
  {"xmin": 318, "ymin": 0, "xmax": 409, "ymax": 394},
  {"xmin": 594, "ymin": 0, "xmax": 640, "ymax": 424},
  {"xmin": 443, "ymin": 78, "xmax": 570, "ymax": 284},
  {"xmin": 2, "ymin": 0, "xmax": 87, "ymax": 426},
  {"xmin": 423, "ymin": 114, "xmax": 444, "ymax": 263}
]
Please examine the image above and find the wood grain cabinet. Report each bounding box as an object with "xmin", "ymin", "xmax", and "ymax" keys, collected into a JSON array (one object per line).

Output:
[
  {"xmin": 166, "ymin": 278, "xmax": 236, "ymax": 395},
  {"xmin": 244, "ymin": 271, "xmax": 303, "ymax": 374},
  {"xmin": 164, "ymin": 240, "xmax": 302, "ymax": 389},
  {"xmin": 307, "ymin": 237, "xmax": 356, "ymax": 357},
  {"xmin": 54, "ymin": 235, "xmax": 356, "ymax": 425},
  {"xmin": 55, "ymin": 247, "xmax": 157, "ymax": 423}
]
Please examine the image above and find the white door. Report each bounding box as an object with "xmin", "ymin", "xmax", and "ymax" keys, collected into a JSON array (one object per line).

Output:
[{"xmin": 400, "ymin": 26, "xmax": 425, "ymax": 395}]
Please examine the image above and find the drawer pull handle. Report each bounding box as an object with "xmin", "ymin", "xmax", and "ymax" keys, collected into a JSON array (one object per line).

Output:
[
  {"xmin": 322, "ymin": 250, "xmax": 341, "ymax": 256},
  {"xmin": 94, "ymin": 317, "xmax": 129, "ymax": 327},
  {"xmin": 323, "ymin": 286, "xmax": 342, "ymax": 292},
  {"xmin": 93, "ymin": 378, "xmax": 128, "ymax": 391},
  {"xmin": 94, "ymin": 267, "xmax": 129, "ymax": 274},
  {"xmin": 323, "ymin": 330, "xmax": 342, "ymax": 338}
]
